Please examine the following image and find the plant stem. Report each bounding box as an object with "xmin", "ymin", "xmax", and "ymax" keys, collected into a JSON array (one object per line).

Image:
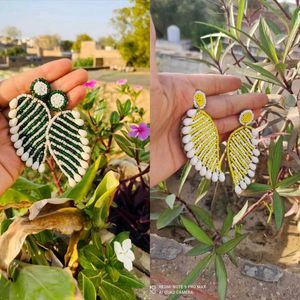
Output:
[
  {"xmin": 120, "ymin": 165, "xmax": 150, "ymax": 183},
  {"xmin": 46, "ymin": 157, "xmax": 63, "ymax": 195},
  {"xmin": 273, "ymin": 0, "xmax": 291, "ymax": 20}
]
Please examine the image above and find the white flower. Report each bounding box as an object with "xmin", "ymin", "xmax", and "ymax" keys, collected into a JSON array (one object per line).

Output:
[{"xmin": 114, "ymin": 239, "xmax": 135, "ymax": 271}]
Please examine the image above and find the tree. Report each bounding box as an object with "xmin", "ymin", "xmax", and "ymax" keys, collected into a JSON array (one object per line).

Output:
[
  {"xmin": 60, "ymin": 40, "xmax": 73, "ymax": 51},
  {"xmin": 112, "ymin": 0, "xmax": 150, "ymax": 67},
  {"xmin": 72, "ymin": 34, "xmax": 93, "ymax": 52},
  {"xmin": 3, "ymin": 26, "xmax": 21, "ymax": 41},
  {"xmin": 98, "ymin": 35, "xmax": 117, "ymax": 49},
  {"xmin": 35, "ymin": 34, "xmax": 61, "ymax": 50}
]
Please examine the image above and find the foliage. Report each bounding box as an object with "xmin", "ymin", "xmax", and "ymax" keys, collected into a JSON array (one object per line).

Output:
[
  {"xmin": 0, "ymin": 81, "xmax": 149, "ymax": 299},
  {"xmin": 0, "ymin": 46, "xmax": 26, "ymax": 57},
  {"xmin": 2, "ymin": 26, "xmax": 21, "ymax": 40},
  {"xmin": 72, "ymin": 34, "xmax": 93, "ymax": 52},
  {"xmin": 60, "ymin": 40, "xmax": 74, "ymax": 51},
  {"xmin": 98, "ymin": 35, "xmax": 117, "ymax": 49},
  {"xmin": 112, "ymin": 0, "xmax": 150, "ymax": 67},
  {"xmin": 35, "ymin": 34, "xmax": 61, "ymax": 50},
  {"xmin": 153, "ymin": 1, "xmax": 300, "ymax": 299},
  {"xmin": 73, "ymin": 57, "xmax": 94, "ymax": 68},
  {"xmin": 151, "ymin": 0, "xmax": 224, "ymax": 47}
]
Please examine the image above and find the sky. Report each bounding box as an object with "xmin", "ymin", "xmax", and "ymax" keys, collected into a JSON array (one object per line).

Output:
[{"xmin": 0, "ymin": 0, "xmax": 130, "ymax": 40}]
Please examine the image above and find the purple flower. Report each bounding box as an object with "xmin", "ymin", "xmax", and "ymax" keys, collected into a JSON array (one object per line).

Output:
[
  {"xmin": 116, "ymin": 79, "xmax": 127, "ymax": 86},
  {"xmin": 84, "ymin": 80, "xmax": 97, "ymax": 88},
  {"xmin": 133, "ymin": 85, "xmax": 143, "ymax": 92},
  {"xmin": 128, "ymin": 122, "xmax": 150, "ymax": 141}
]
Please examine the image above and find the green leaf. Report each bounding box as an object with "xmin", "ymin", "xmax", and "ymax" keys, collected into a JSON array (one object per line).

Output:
[
  {"xmin": 243, "ymin": 61, "xmax": 282, "ymax": 85},
  {"xmin": 189, "ymin": 205, "xmax": 215, "ymax": 229},
  {"xmin": 180, "ymin": 216, "xmax": 214, "ymax": 246},
  {"xmin": 268, "ymin": 137, "xmax": 283, "ymax": 187},
  {"xmin": 0, "ymin": 189, "xmax": 37, "ymax": 210},
  {"xmin": 110, "ymin": 111, "xmax": 120, "ymax": 124},
  {"xmin": 64, "ymin": 155, "xmax": 106, "ymax": 203},
  {"xmin": 247, "ymin": 183, "xmax": 271, "ymax": 193},
  {"xmin": 195, "ymin": 178, "xmax": 210, "ymax": 204},
  {"xmin": 78, "ymin": 272, "xmax": 97, "ymax": 300},
  {"xmin": 9, "ymin": 265, "xmax": 77, "ymax": 300},
  {"xmin": 78, "ymin": 245, "xmax": 105, "ymax": 269},
  {"xmin": 118, "ymin": 270, "xmax": 145, "ymax": 289},
  {"xmin": 156, "ymin": 205, "xmax": 184, "ymax": 230},
  {"xmin": 215, "ymin": 255, "xmax": 227, "ymax": 300},
  {"xmin": 185, "ymin": 244, "xmax": 213, "ymax": 256},
  {"xmin": 178, "ymin": 163, "xmax": 192, "ymax": 195},
  {"xmin": 216, "ymin": 234, "xmax": 247, "ymax": 255},
  {"xmin": 101, "ymin": 278, "xmax": 135, "ymax": 300},
  {"xmin": 167, "ymin": 253, "xmax": 213, "ymax": 300},
  {"xmin": 273, "ymin": 191, "xmax": 284, "ymax": 230},
  {"xmin": 0, "ymin": 274, "xmax": 10, "ymax": 300},
  {"xmin": 165, "ymin": 194, "xmax": 176, "ymax": 209},
  {"xmin": 258, "ymin": 18, "xmax": 279, "ymax": 64},
  {"xmin": 232, "ymin": 201, "xmax": 248, "ymax": 226},
  {"xmin": 220, "ymin": 209, "xmax": 233, "ymax": 237},
  {"xmin": 236, "ymin": 0, "xmax": 245, "ymax": 37},
  {"xmin": 114, "ymin": 134, "xmax": 135, "ymax": 157},
  {"xmin": 277, "ymin": 172, "xmax": 300, "ymax": 188},
  {"xmin": 283, "ymin": 7, "xmax": 300, "ymax": 62}
]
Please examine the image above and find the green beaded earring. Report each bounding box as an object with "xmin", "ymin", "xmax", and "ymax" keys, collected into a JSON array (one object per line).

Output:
[{"xmin": 8, "ymin": 78, "xmax": 90, "ymax": 187}]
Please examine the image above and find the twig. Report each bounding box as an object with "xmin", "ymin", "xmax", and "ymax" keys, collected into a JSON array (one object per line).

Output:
[
  {"xmin": 46, "ymin": 157, "xmax": 63, "ymax": 195},
  {"xmin": 120, "ymin": 165, "xmax": 150, "ymax": 183},
  {"xmin": 273, "ymin": 0, "xmax": 291, "ymax": 20}
]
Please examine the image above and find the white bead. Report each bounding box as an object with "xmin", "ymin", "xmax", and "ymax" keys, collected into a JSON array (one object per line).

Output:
[
  {"xmin": 219, "ymin": 172, "xmax": 225, "ymax": 182},
  {"xmin": 235, "ymin": 185, "xmax": 242, "ymax": 194},
  {"xmin": 38, "ymin": 164, "xmax": 45, "ymax": 173},
  {"xmin": 32, "ymin": 162, "xmax": 39, "ymax": 170},
  {"xmin": 182, "ymin": 134, "xmax": 192, "ymax": 144},
  {"xmin": 200, "ymin": 166, "xmax": 207, "ymax": 177},
  {"xmin": 240, "ymin": 181, "xmax": 247, "ymax": 189},
  {"xmin": 74, "ymin": 174, "xmax": 82, "ymax": 183},
  {"xmin": 187, "ymin": 109, "xmax": 197, "ymax": 118},
  {"xmin": 14, "ymin": 140, "xmax": 23, "ymax": 149},
  {"xmin": 8, "ymin": 109, "xmax": 17, "ymax": 118},
  {"xmin": 26, "ymin": 157, "xmax": 33, "ymax": 167},
  {"xmin": 248, "ymin": 170, "xmax": 255, "ymax": 177},
  {"xmin": 69, "ymin": 178, "xmax": 76, "ymax": 187},
  {"xmin": 205, "ymin": 169, "xmax": 212, "ymax": 180},
  {"xmin": 249, "ymin": 163, "xmax": 256, "ymax": 170},
  {"xmin": 190, "ymin": 156, "xmax": 198, "ymax": 165},
  {"xmin": 82, "ymin": 146, "xmax": 91, "ymax": 153},
  {"xmin": 182, "ymin": 126, "xmax": 191, "ymax": 135},
  {"xmin": 184, "ymin": 142, "xmax": 194, "ymax": 152},
  {"xmin": 253, "ymin": 149, "xmax": 260, "ymax": 156},
  {"xmin": 244, "ymin": 176, "xmax": 251, "ymax": 185},
  {"xmin": 9, "ymin": 98, "xmax": 18, "ymax": 109},
  {"xmin": 16, "ymin": 147, "xmax": 24, "ymax": 156},
  {"xmin": 11, "ymin": 134, "xmax": 19, "ymax": 143},
  {"xmin": 212, "ymin": 172, "xmax": 218, "ymax": 182},
  {"xmin": 74, "ymin": 119, "xmax": 84, "ymax": 126},
  {"xmin": 80, "ymin": 160, "xmax": 89, "ymax": 169},
  {"xmin": 79, "ymin": 129, "xmax": 87, "ymax": 137},
  {"xmin": 251, "ymin": 156, "xmax": 259, "ymax": 163},
  {"xmin": 251, "ymin": 139, "xmax": 259, "ymax": 146},
  {"xmin": 10, "ymin": 126, "xmax": 19, "ymax": 134},
  {"xmin": 78, "ymin": 167, "xmax": 86, "ymax": 176},
  {"xmin": 186, "ymin": 149, "xmax": 195, "ymax": 158},
  {"xmin": 9, "ymin": 118, "xmax": 18, "ymax": 127},
  {"xmin": 195, "ymin": 161, "xmax": 202, "ymax": 171},
  {"xmin": 183, "ymin": 118, "xmax": 193, "ymax": 126},
  {"xmin": 80, "ymin": 137, "xmax": 89, "ymax": 146},
  {"xmin": 81, "ymin": 152, "xmax": 90, "ymax": 161},
  {"xmin": 72, "ymin": 111, "xmax": 80, "ymax": 119},
  {"xmin": 21, "ymin": 152, "xmax": 29, "ymax": 161}
]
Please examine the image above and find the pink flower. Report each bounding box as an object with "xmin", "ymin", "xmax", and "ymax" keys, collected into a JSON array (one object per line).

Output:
[
  {"xmin": 128, "ymin": 122, "xmax": 150, "ymax": 141},
  {"xmin": 133, "ymin": 85, "xmax": 143, "ymax": 92},
  {"xmin": 84, "ymin": 80, "xmax": 97, "ymax": 88},
  {"xmin": 116, "ymin": 79, "xmax": 128, "ymax": 86}
]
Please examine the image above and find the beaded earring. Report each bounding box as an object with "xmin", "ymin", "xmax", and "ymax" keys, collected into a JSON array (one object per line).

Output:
[
  {"xmin": 8, "ymin": 78, "xmax": 90, "ymax": 187},
  {"xmin": 227, "ymin": 109, "xmax": 260, "ymax": 194},
  {"xmin": 181, "ymin": 90, "xmax": 225, "ymax": 182}
]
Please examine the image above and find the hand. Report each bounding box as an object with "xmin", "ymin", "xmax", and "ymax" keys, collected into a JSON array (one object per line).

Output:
[
  {"xmin": 0, "ymin": 59, "xmax": 88, "ymax": 195},
  {"xmin": 150, "ymin": 19, "xmax": 268, "ymax": 186}
]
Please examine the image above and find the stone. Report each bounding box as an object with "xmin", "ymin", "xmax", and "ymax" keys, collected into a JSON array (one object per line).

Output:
[{"xmin": 167, "ymin": 25, "xmax": 180, "ymax": 43}]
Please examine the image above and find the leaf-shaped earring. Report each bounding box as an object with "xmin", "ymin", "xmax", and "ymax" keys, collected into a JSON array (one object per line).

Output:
[
  {"xmin": 8, "ymin": 78, "xmax": 90, "ymax": 187},
  {"xmin": 181, "ymin": 90, "xmax": 225, "ymax": 182},
  {"xmin": 227, "ymin": 109, "xmax": 260, "ymax": 194}
]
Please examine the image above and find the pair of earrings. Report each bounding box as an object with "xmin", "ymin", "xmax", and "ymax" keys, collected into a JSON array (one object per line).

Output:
[
  {"xmin": 181, "ymin": 91, "xmax": 260, "ymax": 194},
  {"xmin": 8, "ymin": 78, "xmax": 90, "ymax": 187}
]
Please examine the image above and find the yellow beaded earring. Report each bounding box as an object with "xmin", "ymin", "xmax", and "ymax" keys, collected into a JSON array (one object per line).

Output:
[
  {"xmin": 227, "ymin": 109, "xmax": 260, "ymax": 194},
  {"xmin": 181, "ymin": 90, "xmax": 225, "ymax": 182}
]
